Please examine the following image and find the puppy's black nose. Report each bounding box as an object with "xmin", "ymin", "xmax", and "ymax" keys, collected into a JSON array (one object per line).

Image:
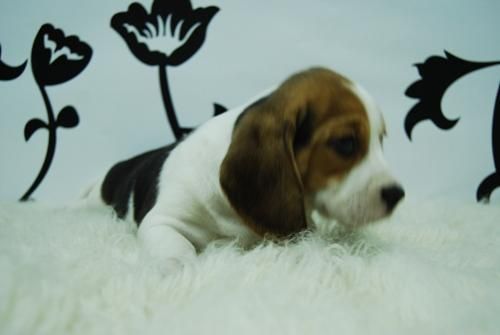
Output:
[{"xmin": 381, "ymin": 185, "xmax": 405, "ymax": 212}]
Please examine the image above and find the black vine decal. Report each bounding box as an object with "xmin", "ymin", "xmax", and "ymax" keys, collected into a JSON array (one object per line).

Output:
[
  {"xmin": 0, "ymin": 44, "xmax": 27, "ymax": 80},
  {"xmin": 19, "ymin": 24, "xmax": 92, "ymax": 201},
  {"xmin": 477, "ymin": 85, "xmax": 500, "ymax": 202},
  {"xmin": 405, "ymin": 51, "xmax": 500, "ymax": 202},
  {"xmin": 405, "ymin": 51, "xmax": 500, "ymax": 139},
  {"xmin": 111, "ymin": 0, "xmax": 225, "ymax": 140}
]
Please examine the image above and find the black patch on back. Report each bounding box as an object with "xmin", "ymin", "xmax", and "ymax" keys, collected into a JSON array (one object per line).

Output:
[
  {"xmin": 101, "ymin": 143, "xmax": 177, "ymax": 224},
  {"xmin": 293, "ymin": 107, "xmax": 314, "ymax": 150}
]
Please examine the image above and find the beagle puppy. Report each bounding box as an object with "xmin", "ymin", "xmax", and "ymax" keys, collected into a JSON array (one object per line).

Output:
[{"xmin": 87, "ymin": 67, "xmax": 404, "ymax": 264}]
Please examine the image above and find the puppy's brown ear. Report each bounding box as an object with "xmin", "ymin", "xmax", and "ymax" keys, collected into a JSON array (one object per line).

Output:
[{"xmin": 219, "ymin": 95, "xmax": 308, "ymax": 238}]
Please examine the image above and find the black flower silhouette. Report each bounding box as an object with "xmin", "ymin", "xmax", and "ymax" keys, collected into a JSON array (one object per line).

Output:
[
  {"xmin": 31, "ymin": 24, "xmax": 92, "ymax": 86},
  {"xmin": 111, "ymin": 0, "xmax": 218, "ymax": 67},
  {"xmin": 20, "ymin": 24, "xmax": 92, "ymax": 201},
  {"xmin": 0, "ymin": 43, "xmax": 27, "ymax": 81},
  {"xmin": 405, "ymin": 51, "xmax": 500, "ymax": 140},
  {"xmin": 111, "ymin": 0, "xmax": 222, "ymax": 140}
]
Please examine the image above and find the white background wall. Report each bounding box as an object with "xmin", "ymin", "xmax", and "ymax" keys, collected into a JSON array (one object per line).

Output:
[{"xmin": 1, "ymin": 0, "xmax": 499, "ymax": 203}]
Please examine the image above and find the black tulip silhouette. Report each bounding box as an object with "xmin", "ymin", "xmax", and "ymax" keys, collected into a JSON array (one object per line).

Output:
[
  {"xmin": 0, "ymin": 43, "xmax": 27, "ymax": 81},
  {"xmin": 405, "ymin": 51, "xmax": 500, "ymax": 140},
  {"xmin": 111, "ymin": 0, "xmax": 218, "ymax": 67},
  {"xmin": 31, "ymin": 24, "xmax": 92, "ymax": 86},
  {"xmin": 20, "ymin": 24, "xmax": 92, "ymax": 201},
  {"xmin": 111, "ymin": 0, "xmax": 223, "ymax": 140}
]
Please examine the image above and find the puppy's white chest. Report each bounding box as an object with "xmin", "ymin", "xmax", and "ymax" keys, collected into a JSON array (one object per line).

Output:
[{"xmin": 150, "ymin": 106, "xmax": 258, "ymax": 247}]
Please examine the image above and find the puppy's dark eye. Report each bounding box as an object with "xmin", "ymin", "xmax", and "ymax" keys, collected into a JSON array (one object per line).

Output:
[{"xmin": 329, "ymin": 136, "xmax": 357, "ymax": 157}]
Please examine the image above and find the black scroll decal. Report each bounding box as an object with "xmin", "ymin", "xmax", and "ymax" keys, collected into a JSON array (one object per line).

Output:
[
  {"xmin": 20, "ymin": 24, "xmax": 92, "ymax": 201},
  {"xmin": 111, "ymin": 0, "xmax": 226, "ymax": 140},
  {"xmin": 477, "ymin": 84, "xmax": 500, "ymax": 202},
  {"xmin": 405, "ymin": 51, "xmax": 500, "ymax": 202}
]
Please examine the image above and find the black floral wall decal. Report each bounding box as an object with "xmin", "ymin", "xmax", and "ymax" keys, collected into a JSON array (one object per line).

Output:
[
  {"xmin": 405, "ymin": 51, "xmax": 500, "ymax": 202},
  {"xmin": 477, "ymin": 84, "xmax": 500, "ymax": 202},
  {"xmin": 405, "ymin": 51, "xmax": 500, "ymax": 140},
  {"xmin": 0, "ymin": 44, "xmax": 27, "ymax": 81},
  {"xmin": 213, "ymin": 102, "xmax": 228, "ymax": 116},
  {"xmin": 20, "ymin": 24, "xmax": 92, "ymax": 201},
  {"xmin": 111, "ymin": 0, "xmax": 224, "ymax": 140}
]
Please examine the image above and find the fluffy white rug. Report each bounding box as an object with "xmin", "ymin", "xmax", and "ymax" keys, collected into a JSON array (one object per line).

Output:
[{"xmin": 0, "ymin": 199, "xmax": 499, "ymax": 335}]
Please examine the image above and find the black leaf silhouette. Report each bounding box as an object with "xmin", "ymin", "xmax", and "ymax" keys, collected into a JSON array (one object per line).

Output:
[
  {"xmin": 0, "ymin": 44, "xmax": 27, "ymax": 81},
  {"xmin": 477, "ymin": 84, "xmax": 500, "ymax": 202},
  {"xmin": 56, "ymin": 106, "xmax": 79, "ymax": 128},
  {"xmin": 405, "ymin": 51, "xmax": 500, "ymax": 140},
  {"xmin": 24, "ymin": 118, "xmax": 48, "ymax": 141},
  {"xmin": 213, "ymin": 103, "xmax": 227, "ymax": 116}
]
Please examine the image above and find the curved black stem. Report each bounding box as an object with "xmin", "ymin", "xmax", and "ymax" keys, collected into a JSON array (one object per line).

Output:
[
  {"xmin": 158, "ymin": 66, "xmax": 191, "ymax": 140},
  {"xmin": 476, "ymin": 82, "xmax": 500, "ymax": 203},
  {"xmin": 20, "ymin": 84, "xmax": 57, "ymax": 201},
  {"xmin": 491, "ymin": 83, "xmax": 500, "ymax": 171}
]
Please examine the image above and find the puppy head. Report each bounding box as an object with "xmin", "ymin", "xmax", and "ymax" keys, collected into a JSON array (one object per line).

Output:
[{"xmin": 220, "ymin": 67, "xmax": 404, "ymax": 237}]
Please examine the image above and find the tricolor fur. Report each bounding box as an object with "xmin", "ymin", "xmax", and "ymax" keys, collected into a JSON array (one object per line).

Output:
[{"xmin": 86, "ymin": 67, "xmax": 404, "ymax": 265}]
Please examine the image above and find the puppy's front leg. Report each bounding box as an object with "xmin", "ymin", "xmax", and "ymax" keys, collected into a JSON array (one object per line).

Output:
[{"xmin": 138, "ymin": 214, "xmax": 197, "ymax": 274}]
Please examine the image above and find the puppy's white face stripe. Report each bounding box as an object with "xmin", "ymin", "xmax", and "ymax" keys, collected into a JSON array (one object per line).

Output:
[
  {"xmin": 350, "ymin": 82, "xmax": 386, "ymax": 147},
  {"xmin": 312, "ymin": 82, "xmax": 401, "ymax": 227}
]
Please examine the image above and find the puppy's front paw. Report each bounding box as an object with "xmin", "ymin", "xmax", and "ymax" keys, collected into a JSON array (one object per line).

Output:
[{"xmin": 156, "ymin": 257, "xmax": 185, "ymax": 277}]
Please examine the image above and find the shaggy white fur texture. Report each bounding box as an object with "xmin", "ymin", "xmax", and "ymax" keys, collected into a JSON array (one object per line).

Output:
[{"xmin": 0, "ymin": 199, "xmax": 499, "ymax": 335}]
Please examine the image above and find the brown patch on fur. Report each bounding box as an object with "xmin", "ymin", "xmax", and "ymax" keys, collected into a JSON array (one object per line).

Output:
[{"xmin": 219, "ymin": 67, "xmax": 370, "ymax": 238}]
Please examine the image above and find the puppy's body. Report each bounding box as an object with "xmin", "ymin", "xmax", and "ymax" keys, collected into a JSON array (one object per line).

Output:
[
  {"xmin": 142, "ymin": 105, "xmax": 260, "ymax": 251},
  {"xmin": 88, "ymin": 102, "xmax": 261, "ymax": 259},
  {"xmin": 87, "ymin": 68, "xmax": 404, "ymax": 264}
]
